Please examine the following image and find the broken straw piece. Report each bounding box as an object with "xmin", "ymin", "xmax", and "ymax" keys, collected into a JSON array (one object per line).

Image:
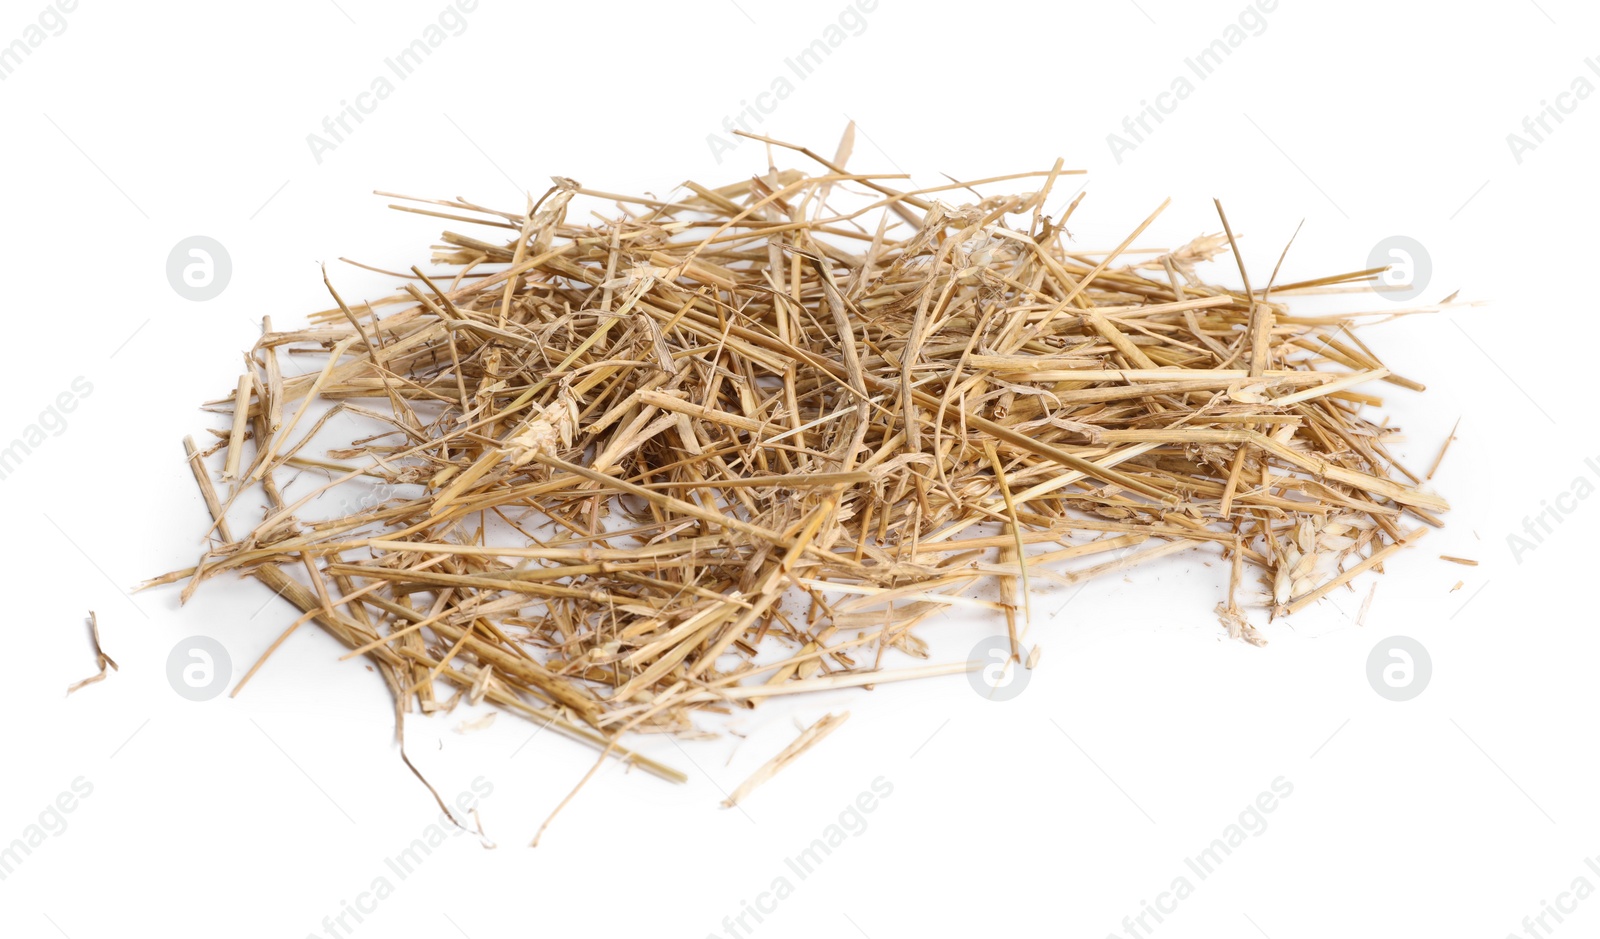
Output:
[
  {"xmin": 722, "ymin": 712, "xmax": 851, "ymax": 808},
  {"xmin": 66, "ymin": 611, "xmax": 118, "ymax": 696}
]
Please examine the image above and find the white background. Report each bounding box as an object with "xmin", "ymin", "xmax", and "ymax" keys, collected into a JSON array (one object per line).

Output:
[{"xmin": 1, "ymin": 1, "xmax": 1594, "ymax": 937}]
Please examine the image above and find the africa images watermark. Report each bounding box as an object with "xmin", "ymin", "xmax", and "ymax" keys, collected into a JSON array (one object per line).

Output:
[
  {"xmin": 304, "ymin": 777, "xmax": 494, "ymax": 938},
  {"xmin": 336, "ymin": 478, "xmax": 421, "ymax": 517},
  {"xmin": 1506, "ymin": 455, "xmax": 1600, "ymax": 563},
  {"xmin": 1105, "ymin": 777, "xmax": 1295, "ymax": 938},
  {"xmin": 0, "ymin": 0, "xmax": 78, "ymax": 83},
  {"xmin": 0, "ymin": 376, "xmax": 94, "ymax": 484},
  {"xmin": 705, "ymin": 0, "xmax": 879, "ymax": 165},
  {"xmin": 705, "ymin": 776, "xmax": 894, "ymax": 938},
  {"xmin": 306, "ymin": 0, "xmax": 479, "ymax": 164},
  {"xmin": 1506, "ymin": 57, "xmax": 1600, "ymax": 165},
  {"xmin": 1106, "ymin": 0, "xmax": 1279, "ymax": 164},
  {"xmin": 1505, "ymin": 855, "xmax": 1600, "ymax": 938},
  {"xmin": 0, "ymin": 776, "xmax": 94, "ymax": 883}
]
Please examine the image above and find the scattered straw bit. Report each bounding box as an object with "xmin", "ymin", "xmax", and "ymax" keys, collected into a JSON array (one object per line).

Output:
[
  {"xmin": 148, "ymin": 138, "xmax": 1452, "ymax": 837},
  {"xmin": 1216, "ymin": 602, "xmax": 1267, "ymax": 647},
  {"xmin": 454, "ymin": 712, "xmax": 497, "ymax": 734},
  {"xmin": 471, "ymin": 808, "xmax": 496, "ymax": 849},
  {"xmin": 1357, "ymin": 583, "xmax": 1378, "ymax": 627},
  {"xmin": 66, "ymin": 611, "xmax": 117, "ymax": 695},
  {"xmin": 1439, "ymin": 555, "xmax": 1478, "ymax": 566},
  {"xmin": 1426, "ymin": 417, "xmax": 1460, "ymax": 481},
  {"xmin": 722, "ymin": 712, "xmax": 850, "ymax": 808},
  {"xmin": 1450, "ymin": 580, "xmax": 1465, "ymax": 593}
]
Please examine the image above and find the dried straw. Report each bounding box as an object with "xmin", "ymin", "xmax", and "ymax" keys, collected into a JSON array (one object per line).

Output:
[{"xmin": 149, "ymin": 131, "xmax": 1451, "ymax": 838}]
